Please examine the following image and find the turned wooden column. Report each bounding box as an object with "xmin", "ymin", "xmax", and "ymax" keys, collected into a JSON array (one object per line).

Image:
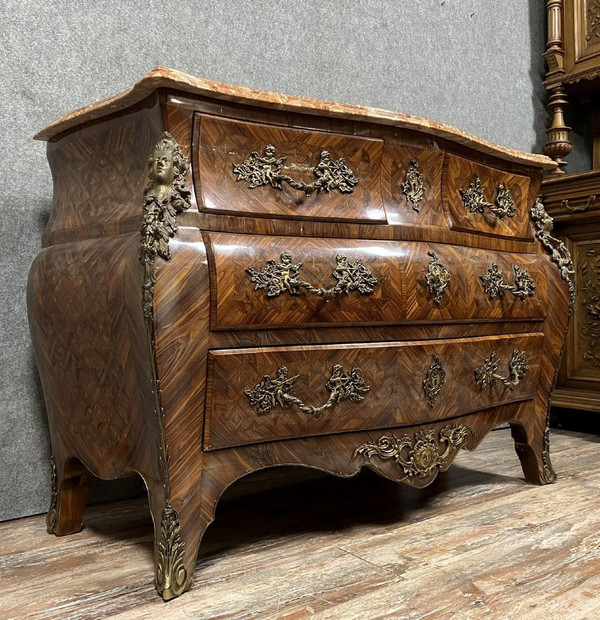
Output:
[
  {"xmin": 545, "ymin": 87, "xmax": 572, "ymax": 175},
  {"xmin": 543, "ymin": 1, "xmax": 571, "ymax": 174}
]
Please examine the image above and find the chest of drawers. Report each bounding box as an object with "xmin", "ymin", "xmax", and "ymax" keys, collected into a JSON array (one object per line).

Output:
[{"xmin": 28, "ymin": 68, "xmax": 573, "ymax": 600}]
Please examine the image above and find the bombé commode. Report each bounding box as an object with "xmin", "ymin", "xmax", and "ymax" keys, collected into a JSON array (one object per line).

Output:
[{"xmin": 28, "ymin": 68, "xmax": 573, "ymax": 600}]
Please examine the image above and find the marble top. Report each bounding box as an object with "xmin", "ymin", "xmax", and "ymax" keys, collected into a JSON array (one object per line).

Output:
[{"xmin": 35, "ymin": 67, "xmax": 555, "ymax": 171}]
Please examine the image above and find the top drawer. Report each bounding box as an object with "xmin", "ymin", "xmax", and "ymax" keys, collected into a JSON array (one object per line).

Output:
[
  {"xmin": 442, "ymin": 154, "xmax": 533, "ymax": 241},
  {"xmin": 193, "ymin": 114, "xmax": 386, "ymax": 223}
]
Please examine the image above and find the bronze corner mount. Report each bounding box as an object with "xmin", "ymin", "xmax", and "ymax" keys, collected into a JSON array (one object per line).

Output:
[
  {"xmin": 139, "ymin": 132, "xmax": 192, "ymax": 321},
  {"xmin": 530, "ymin": 198, "xmax": 575, "ymax": 313},
  {"xmin": 138, "ymin": 132, "xmax": 191, "ymax": 600}
]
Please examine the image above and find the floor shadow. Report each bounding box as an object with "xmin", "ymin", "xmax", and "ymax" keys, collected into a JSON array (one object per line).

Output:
[
  {"xmin": 551, "ymin": 407, "xmax": 600, "ymax": 438},
  {"xmin": 196, "ymin": 463, "xmax": 518, "ymax": 565},
  {"xmin": 79, "ymin": 460, "xmax": 521, "ymax": 569}
]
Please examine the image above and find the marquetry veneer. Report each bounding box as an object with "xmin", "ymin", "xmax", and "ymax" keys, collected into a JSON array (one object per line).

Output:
[{"xmin": 28, "ymin": 67, "xmax": 573, "ymax": 600}]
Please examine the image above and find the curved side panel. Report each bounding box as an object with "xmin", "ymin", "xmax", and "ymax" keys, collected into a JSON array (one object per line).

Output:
[{"xmin": 27, "ymin": 233, "xmax": 160, "ymax": 484}]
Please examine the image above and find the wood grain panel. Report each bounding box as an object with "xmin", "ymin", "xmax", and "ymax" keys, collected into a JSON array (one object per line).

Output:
[
  {"xmin": 204, "ymin": 334, "xmax": 543, "ymax": 450},
  {"xmin": 404, "ymin": 242, "xmax": 548, "ymax": 323},
  {"xmin": 542, "ymin": 170, "xmax": 600, "ymax": 412},
  {"xmin": 568, "ymin": 238, "xmax": 600, "ymax": 380},
  {"xmin": 382, "ymin": 146, "xmax": 447, "ymax": 227},
  {"xmin": 43, "ymin": 98, "xmax": 164, "ymax": 247},
  {"xmin": 194, "ymin": 113, "xmax": 386, "ymax": 222},
  {"xmin": 206, "ymin": 233, "xmax": 548, "ymax": 329},
  {"xmin": 27, "ymin": 233, "xmax": 162, "ymax": 539},
  {"xmin": 27, "ymin": 233, "xmax": 157, "ymax": 480},
  {"xmin": 442, "ymin": 153, "xmax": 533, "ymax": 241}
]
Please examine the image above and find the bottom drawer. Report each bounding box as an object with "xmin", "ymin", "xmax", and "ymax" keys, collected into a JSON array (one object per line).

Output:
[{"xmin": 203, "ymin": 333, "xmax": 543, "ymax": 450}]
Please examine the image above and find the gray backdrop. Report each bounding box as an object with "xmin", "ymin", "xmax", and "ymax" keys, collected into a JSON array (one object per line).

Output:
[{"xmin": 0, "ymin": 0, "xmax": 586, "ymax": 522}]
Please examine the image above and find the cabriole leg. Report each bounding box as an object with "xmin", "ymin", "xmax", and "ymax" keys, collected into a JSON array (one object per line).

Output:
[
  {"xmin": 509, "ymin": 420, "xmax": 556, "ymax": 485},
  {"xmin": 46, "ymin": 455, "xmax": 91, "ymax": 536}
]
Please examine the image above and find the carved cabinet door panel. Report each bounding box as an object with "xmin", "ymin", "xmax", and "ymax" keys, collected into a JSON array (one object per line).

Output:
[
  {"xmin": 564, "ymin": 0, "xmax": 600, "ymax": 75},
  {"xmin": 568, "ymin": 238, "xmax": 600, "ymax": 384}
]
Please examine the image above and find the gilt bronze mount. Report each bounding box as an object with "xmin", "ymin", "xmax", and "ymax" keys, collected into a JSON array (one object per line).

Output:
[
  {"xmin": 425, "ymin": 250, "xmax": 450, "ymax": 305},
  {"xmin": 139, "ymin": 132, "xmax": 192, "ymax": 320},
  {"xmin": 353, "ymin": 424, "xmax": 474, "ymax": 481},
  {"xmin": 530, "ymin": 198, "xmax": 575, "ymax": 312},
  {"xmin": 46, "ymin": 456, "xmax": 58, "ymax": 534},
  {"xmin": 422, "ymin": 354, "xmax": 446, "ymax": 407},
  {"xmin": 460, "ymin": 178, "xmax": 516, "ymax": 219},
  {"xmin": 402, "ymin": 158, "xmax": 425, "ymax": 212},
  {"xmin": 139, "ymin": 133, "xmax": 191, "ymax": 600},
  {"xmin": 247, "ymin": 252, "xmax": 378, "ymax": 301},
  {"xmin": 245, "ymin": 364, "xmax": 370, "ymax": 418},
  {"xmin": 233, "ymin": 144, "xmax": 359, "ymax": 195},
  {"xmin": 479, "ymin": 263, "xmax": 536, "ymax": 301},
  {"xmin": 474, "ymin": 349, "xmax": 529, "ymax": 391}
]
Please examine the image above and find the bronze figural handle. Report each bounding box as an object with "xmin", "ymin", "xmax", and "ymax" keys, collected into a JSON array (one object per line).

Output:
[
  {"xmin": 233, "ymin": 144, "xmax": 359, "ymax": 196},
  {"xmin": 479, "ymin": 263, "xmax": 536, "ymax": 300},
  {"xmin": 246, "ymin": 252, "xmax": 378, "ymax": 301},
  {"xmin": 460, "ymin": 177, "xmax": 516, "ymax": 220},
  {"xmin": 474, "ymin": 349, "xmax": 529, "ymax": 391},
  {"xmin": 245, "ymin": 364, "xmax": 370, "ymax": 418}
]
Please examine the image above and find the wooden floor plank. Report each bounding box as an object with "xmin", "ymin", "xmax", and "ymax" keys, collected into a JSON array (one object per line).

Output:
[{"xmin": 1, "ymin": 428, "xmax": 600, "ymax": 620}]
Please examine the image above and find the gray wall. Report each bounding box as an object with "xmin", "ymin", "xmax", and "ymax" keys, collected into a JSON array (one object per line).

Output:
[{"xmin": 1, "ymin": 0, "xmax": 556, "ymax": 522}]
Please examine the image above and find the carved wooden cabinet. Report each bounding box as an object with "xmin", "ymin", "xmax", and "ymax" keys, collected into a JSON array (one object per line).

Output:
[
  {"xmin": 542, "ymin": 1, "xmax": 600, "ymax": 412},
  {"xmin": 541, "ymin": 171, "xmax": 600, "ymax": 410},
  {"xmin": 28, "ymin": 68, "xmax": 572, "ymax": 600},
  {"xmin": 544, "ymin": 0, "xmax": 600, "ymax": 171}
]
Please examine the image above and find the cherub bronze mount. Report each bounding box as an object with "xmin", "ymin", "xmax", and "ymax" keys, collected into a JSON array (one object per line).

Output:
[
  {"xmin": 460, "ymin": 178, "xmax": 516, "ymax": 220},
  {"xmin": 246, "ymin": 251, "xmax": 378, "ymax": 301},
  {"xmin": 474, "ymin": 349, "xmax": 529, "ymax": 391},
  {"xmin": 233, "ymin": 144, "xmax": 359, "ymax": 195},
  {"xmin": 479, "ymin": 263, "xmax": 536, "ymax": 301},
  {"xmin": 245, "ymin": 364, "xmax": 370, "ymax": 418}
]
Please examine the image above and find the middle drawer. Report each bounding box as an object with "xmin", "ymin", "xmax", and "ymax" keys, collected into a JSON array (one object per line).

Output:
[
  {"xmin": 205, "ymin": 233, "xmax": 548, "ymax": 329},
  {"xmin": 203, "ymin": 333, "xmax": 543, "ymax": 450}
]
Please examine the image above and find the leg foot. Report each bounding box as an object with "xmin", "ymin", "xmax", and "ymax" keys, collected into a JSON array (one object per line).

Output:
[
  {"xmin": 155, "ymin": 503, "xmax": 193, "ymax": 601},
  {"xmin": 47, "ymin": 455, "xmax": 91, "ymax": 535},
  {"xmin": 147, "ymin": 487, "xmax": 203, "ymax": 601},
  {"xmin": 510, "ymin": 422, "xmax": 556, "ymax": 485}
]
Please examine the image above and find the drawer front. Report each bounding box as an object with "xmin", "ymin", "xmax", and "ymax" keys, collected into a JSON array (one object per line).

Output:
[
  {"xmin": 382, "ymin": 146, "xmax": 447, "ymax": 227},
  {"xmin": 442, "ymin": 154, "xmax": 533, "ymax": 241},
  {"xmin": 404, "ymin": 243, "xmax": 548, "ymax": 323},
  {"xmin": 206, "ymin": 233, "xmax": 548, "ymax": 329},
  {"xmin": 204, "ymin": 334, "xmax": 544, "ymax": 450},
  {"xmin": 194, "ymin": 114, "xmax": 386, "ymax": 223}
]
